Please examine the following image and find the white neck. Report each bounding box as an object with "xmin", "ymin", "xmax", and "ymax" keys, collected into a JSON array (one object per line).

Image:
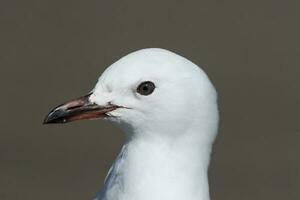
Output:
[{"xmin": 97, "ymin": 129, "xmax": 214, "ymax": 200}]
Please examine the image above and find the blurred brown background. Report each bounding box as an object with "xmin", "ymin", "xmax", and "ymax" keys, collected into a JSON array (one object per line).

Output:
[{"xmin": 1, "ymin": 0, "xmax": 299, "ymax": 199}]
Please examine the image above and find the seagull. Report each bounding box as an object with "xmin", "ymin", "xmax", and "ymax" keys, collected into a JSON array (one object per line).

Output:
[{"xmin": 44, "ymin": 48, "xmax": 219, "ymax": 200}]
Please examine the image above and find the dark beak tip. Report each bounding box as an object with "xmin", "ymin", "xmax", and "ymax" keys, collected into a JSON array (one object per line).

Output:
[
  {"xmin": 43, "ymin": 114, "xmax": 54, "ymax": 125},
  {"xmin": 43, "ymin": 117, "xmax": 52, "ymax": 124},
  {"xmin": 43, "ymin": 108, "xmax": 67, "ymax": 125},
  {"xmin": 43, "ymin": 116, "xmax": 65, "ymax": 124}
]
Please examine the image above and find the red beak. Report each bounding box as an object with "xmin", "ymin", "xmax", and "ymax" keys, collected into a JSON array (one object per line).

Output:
[{"xmin": 43, "ymin": 93, "xmax": 119, "ymax": 124}]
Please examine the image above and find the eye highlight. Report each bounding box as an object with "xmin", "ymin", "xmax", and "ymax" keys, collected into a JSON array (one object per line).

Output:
[{"xmin": 137, "ymin": 81, "xmax": 155, "ymax": 96}]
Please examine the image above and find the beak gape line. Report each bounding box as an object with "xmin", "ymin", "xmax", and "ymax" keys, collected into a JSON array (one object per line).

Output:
[{"xmin": 43, "ymin": 93, "xmax": 119, "ymax": 124}]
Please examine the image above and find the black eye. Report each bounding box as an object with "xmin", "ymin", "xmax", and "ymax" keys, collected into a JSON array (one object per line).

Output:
[{"xmin": 137, "ymin": 81, "xmax": 155, "ymax": 96}]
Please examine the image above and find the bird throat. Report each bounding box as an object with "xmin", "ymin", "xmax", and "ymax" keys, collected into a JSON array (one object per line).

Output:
[{"xmin": 97, "ymin": 135, "xmax": 212, "ymax": 200}]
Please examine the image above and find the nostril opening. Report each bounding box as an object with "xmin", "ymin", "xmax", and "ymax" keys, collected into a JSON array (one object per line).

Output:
[{"xmin": 66, "ymin": 105, "xmax": 82, "ymax": 110}]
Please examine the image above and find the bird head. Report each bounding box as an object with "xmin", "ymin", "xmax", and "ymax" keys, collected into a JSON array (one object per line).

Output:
[{"xmin": 44, "ymin": 48, "xmax": 218, "ymax": 140}]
